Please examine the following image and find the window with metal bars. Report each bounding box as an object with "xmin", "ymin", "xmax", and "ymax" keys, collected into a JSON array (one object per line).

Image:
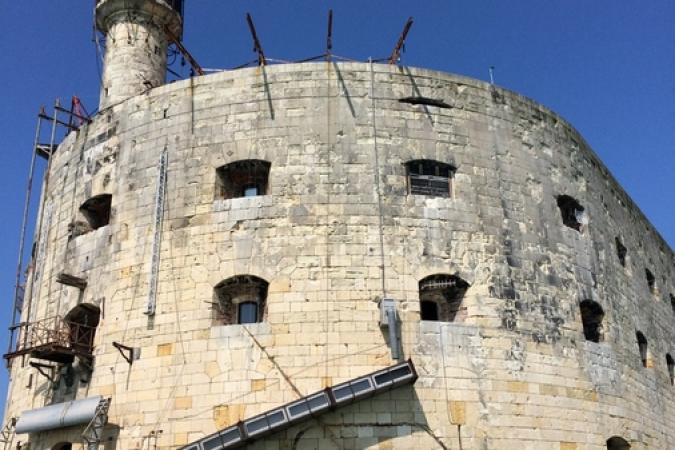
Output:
[
  {"xmin": 418, "ymin": 274, "xmax": 469, "ymax": 322},
  {"xmin": 405, "ymin": 160, "xmax": 454, "ymax": 198}
]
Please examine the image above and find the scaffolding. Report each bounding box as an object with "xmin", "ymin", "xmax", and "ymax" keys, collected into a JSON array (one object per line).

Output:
[{"xmin": 6, "ymin": 98, "xmax": 91, "ymax": 368}]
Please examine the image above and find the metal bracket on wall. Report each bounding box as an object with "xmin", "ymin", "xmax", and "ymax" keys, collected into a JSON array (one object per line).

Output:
[
  {"xmin": 29, "ymin": 362, "xmax": 56, "ymax": 383},
  {"xmin": 112, "ymin": 342, "xmax": 138, "ymax": 365}
]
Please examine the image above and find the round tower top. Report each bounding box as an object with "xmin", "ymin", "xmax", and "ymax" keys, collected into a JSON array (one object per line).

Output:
[{"xmin": 95, "ymin": 0, "xmax": 183, "ymax": 37}]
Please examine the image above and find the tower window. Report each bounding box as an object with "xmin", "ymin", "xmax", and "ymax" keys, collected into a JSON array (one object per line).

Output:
[
  {"xmin": 556, "ymin": 194, "xmax": 586, "ymax": 232},
  {"xmin": 405, "ymin": 159, "xmax": 455, "ymax": 197},
  {"xmin": 670, "ymin": 294, "xmax": 675, "ymax": 314},
  {"xmin": 420, "ymin": 300, "xmax": 439, "ymax": 321},
  {"xmin": 579, "ymin": 300, "xmax": 604, "ymax": 343},
  {"xmin": 645, "ymin": 269, "xmax": 656, "ymax": 294},
  {"xmin": 238, "ymin": 302, "xmax": 259, "ymax": 324},
  {"xmin": 216, "ymin": 160, "xmax": 270, "ymax": 200},
  {"xmin": 64, "ymin": 304, "xmax": 101, "ymax": 356},
  {"xmin": 213, "ymin": 275, "xmax": 268, "ymax": 325},
  {"xmin": 418, "ymin": 274, "xmax": 469, "ymax": 322},
  {"xmin": 666, "ymin": 354, "xmax": 674, "ymax": 386},
  {"xmin": 77, "ymin": 194, "xmax": 112, "ymax": 234},
  {"xmin": 606, "ymin": 437, "xmax": 631, "ymax": 450},
  {"xmin": 615, "ymin": 237, "xmax": 627, "ymax": 267},
  {"xmin": 635, "ymin": 331, "xmax": 648, "ymax": 368}
]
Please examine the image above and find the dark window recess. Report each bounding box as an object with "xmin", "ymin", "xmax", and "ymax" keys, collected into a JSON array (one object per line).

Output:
[
  {"xmin": 645, "ymin": 269, "xmax": 656, "ymax": 293},
  {"xmin": 52, "ymin": 443, "xmax": 73, "ymax": 450},
  {"xmin": 216, "ymin": 160, "xmax": 270, "ymax": 199},
  {"xmin": 615, "ymin": 237, "xmax": 627, "ymax": 267},
  {"xmin": 670, "ymin": 294, "xmax": 675, "ymax": 314},
  {"xmin": 607, "ymin": 436, "xmax": 630, "ymax": 450},
  {"xmin": 64, "ymin": 304, "xmax": 101, "ymax": 358},
  {"xmin": 79, "ymin": 194, "xmax": 112, "ymax": 230},
  {"xmin": 636, "ymin": 331, "xmax": 648, "ymax": 368},
  {"xmin": 420, "ymin": 301, "xmax": 438, "ymax": 321},
  {"xmin": 606, "ymin": 437, "xmax": 631, "ymax": 450},
  {"xmin": 213, "ymin": 275, "xmax": 268, "ymax": 325},
  {"xmin": 579, "ymin": 300, "xmax": 604, "ymax": 343},
  {"xmin": 556, "ymin": 195, "xmax": 586, "ymax": 232},
  {"xmin": 406, "ymin": 159, "xmax": 455, "ymax": 197},
  {"xmin": 419, "ymin": 274, "xmax": 469, "ymax": 322},
  {"xmin": 666, "ymin": 354, "xmax": 674, "ymax": 386},
  {"xmin": 398, "ymin": 96, "xmax": 451, "ymax": 109}
]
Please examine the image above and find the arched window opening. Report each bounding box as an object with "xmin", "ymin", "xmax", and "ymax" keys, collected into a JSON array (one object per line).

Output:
[
  {"xmin": 606, "ymin": 436, "xmax": 631, "ymax": 450},
  {"xmin": 419, "ymin": 274, "xmax": 469, "ymax": 322},
  {"xmin": 64, "ymin": 304, "xmax": 101, "ymax": 355},
  {"xmin": 645, "ymin": 269, "xmax": 656, "ymax": 294},
  {"xmin": 216, "ymin": 160, "xmax": 270, "ymax": 199},
  {"xmin": 667, "ymin": 354, "xmax": 674, "ymax": 386},
  {"xmin": 615, "ymin": 237, "xmax": 627, "ymax": 267},
  {"xmin": 77, "ymin": 194, "xmax": 112, "ymax": 233},
  {"xmin": 670, "ymin": 294, "xmax": 675, "ymax": 315},
  {"xmin": 405, "ymin": 159, "xmax": 455, "ymax": 197},
  {"xmin": 52, "ymin": 443, "xmax": 73, "ymax": 450},
  {"xmin": 635, "ymin": 331, "xmax": 648, "ymax": 368},
  {"xmin": 579, "ymin": 300, "xmax": 604, "ymax": 343},
  {"xmin": 213, "ymin": 275, "xmax": 268, "ymax": 325},
  {"xmin": 556, "ymin": 195, "xmax": 586, "ymax": 232}
]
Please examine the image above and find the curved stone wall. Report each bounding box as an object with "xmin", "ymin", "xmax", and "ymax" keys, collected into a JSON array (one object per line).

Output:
[{"xmin": 4, "ymin": 63, "xmax": 673, "ymax": 450}]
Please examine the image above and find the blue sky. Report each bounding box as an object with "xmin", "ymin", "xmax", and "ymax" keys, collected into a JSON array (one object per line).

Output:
[{"xmin": 0, "ymin": 1, "xmax": 673, "ymax": 416}]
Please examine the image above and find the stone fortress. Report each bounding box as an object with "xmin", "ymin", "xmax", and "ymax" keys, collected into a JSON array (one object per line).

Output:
[{"xmin": 1, "ymin": 1, "xmax": 673, "ymax": 449}]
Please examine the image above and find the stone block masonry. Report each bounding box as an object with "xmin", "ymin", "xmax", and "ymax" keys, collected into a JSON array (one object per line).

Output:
[{"xmin": 2, "ymin": 62, "xmax": 673, "ymax": 450}]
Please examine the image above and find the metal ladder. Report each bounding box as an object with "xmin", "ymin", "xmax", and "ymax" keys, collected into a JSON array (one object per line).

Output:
[
  {"xmin": 145, "ymin": 148, "xmax": 168, "ymax": 316},
  {"xmin": 82, "ymin": 397, "xmax": 111, "ymax": 450}
]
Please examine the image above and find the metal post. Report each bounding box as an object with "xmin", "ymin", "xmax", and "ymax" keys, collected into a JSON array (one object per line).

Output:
[
  {"xmin": 8, "ymin": 114, "xmax": 43, "ymax": 356},
  {"xmin": 326, "ymin": 10, "xmax": 333, "ymax": 61}
]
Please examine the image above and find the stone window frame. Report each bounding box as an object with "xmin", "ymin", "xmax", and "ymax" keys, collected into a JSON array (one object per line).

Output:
[
  {"xmin": 405, "ymin": 159, "xmax": 455, "ymax": 198},
  {"xmin": 579, "ymin": 299, "xmax": 604, "ymax": 343},
  {"xmin": 418, "ymin": 274, "xmax": 469, "ymax": 322},
  {"xmin": 635, "ymin": 331, "xmax": 650, "ymax": 368},
  {"xmin": 615, "ymin": 236, "xmax": 627, "ymax": 267},
  {"xmin": 644, "ymin": 268, "xmax": 657, "ymax": 295},
  {"xmin": 606, "ymin": 436, "xmax": 631, "ymax": 450},
  {"xmin": 72, "ymin": 193, "xmax": 112, "ymax": 238},
  {"xmin": 215, "ymin": 159, "xmax": 271, "ymax": 200},
  {"xmin": 556, "ymin": 194, "xmax": 587, "ymax": 232},
  {"xmin": 213, "ymin": 275, "xmax": 268, "ymax": 325}
]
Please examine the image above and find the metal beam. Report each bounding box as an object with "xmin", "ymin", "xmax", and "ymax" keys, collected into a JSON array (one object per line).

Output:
[
  {"xmin": 388, "ymin": 17, "xmax": 414, "ymax": 64},
  {"xmin": 164, "ymin": 26, "xmax": 204, "ymax": 76},
  {"xmin": 326, "ymin": 10, "xmax": 333, "ymax": 61},
  {"xmin": 246, "ymin": 13, "xmax": 266, "ymax": 66}
]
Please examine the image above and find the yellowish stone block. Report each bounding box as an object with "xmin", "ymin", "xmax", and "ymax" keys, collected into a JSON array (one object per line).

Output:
[{"xmin": 158, "ymin": 343, "xmax": 173, "ymax": 356}]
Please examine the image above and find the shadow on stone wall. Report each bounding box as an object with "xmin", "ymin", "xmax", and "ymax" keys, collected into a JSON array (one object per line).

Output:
[{"xmin": 249, "ymin": 385, "xmax": 446, "ymax": 450}]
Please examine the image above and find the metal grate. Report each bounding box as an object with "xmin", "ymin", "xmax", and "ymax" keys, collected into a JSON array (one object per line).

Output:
[{"xmin": 409, "ymin": 174, "xmax": 451, "ymax": 197}]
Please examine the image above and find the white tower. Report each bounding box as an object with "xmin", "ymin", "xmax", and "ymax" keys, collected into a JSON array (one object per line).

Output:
[{"xmin": 95, "ymin": 0, "xmax": 183, "ymax": 109}]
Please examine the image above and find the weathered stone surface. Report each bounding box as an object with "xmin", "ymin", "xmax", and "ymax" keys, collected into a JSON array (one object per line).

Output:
[{"xmin": 3, "ymin": 61, "xmax": 673, "ymax": 450}]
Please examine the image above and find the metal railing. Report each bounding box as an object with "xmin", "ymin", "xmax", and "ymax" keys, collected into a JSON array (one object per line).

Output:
[
  {"xmin": 95, "ymin": 0, "xmax": 183, "ymax": 16},
  {"xmin": 4, "ymin": 316, "xmax": 95, "ymax": 361}
]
